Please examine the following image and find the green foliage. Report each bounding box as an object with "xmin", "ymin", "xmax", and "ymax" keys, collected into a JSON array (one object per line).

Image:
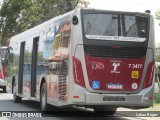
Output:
[
  {"xmin": 155, "ymin": 9, "xmax": 160, "ymax": 20},
  {"xmin": 0, "ymin": 0, "xmax": 89, "ymax": 45},
  {"xmin": 154, "ymin": 93, "xmax": 160, "ymax": 103},
  {"xmin": 156, "ymin": 47, "xmax": 160, "ymax": 62}
]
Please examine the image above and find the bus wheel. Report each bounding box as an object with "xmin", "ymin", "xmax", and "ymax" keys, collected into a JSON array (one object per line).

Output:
[
  {"xmin": 13, "ymin": 83, "xmax": 22, "ymax": 103},
  {"xmin": 40, "ymin": 82, "xmax": 48, "ymax": 112},
  {"xmin": 93, "ymin": 107, "xmax": 117, "ymax": 116},
  {"xmin": 3, "ymin": 86, "xmax": 6, "ymax": 93}
]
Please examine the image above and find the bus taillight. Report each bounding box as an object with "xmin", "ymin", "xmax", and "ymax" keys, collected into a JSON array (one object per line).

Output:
[
  {"xmin": 143, "ymin": 61, "xmax": 155, "ymax": 89},
  {"xmin": 72, "ymin": 56, "xmax": 85, "ymax": 88}
]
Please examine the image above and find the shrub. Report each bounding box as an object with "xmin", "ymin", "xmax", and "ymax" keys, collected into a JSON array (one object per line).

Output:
[{"xmin": 154, "ymin": 93, "xmax": 160, "ymax": 103}]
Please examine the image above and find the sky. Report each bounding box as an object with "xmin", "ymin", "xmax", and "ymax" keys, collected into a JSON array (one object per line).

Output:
[{"xmin": 87, "ymin": 0, "xmax": 160, "ymax": 44}]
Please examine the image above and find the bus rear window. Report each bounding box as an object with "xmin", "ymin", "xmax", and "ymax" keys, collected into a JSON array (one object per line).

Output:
[{"xmin": 83, "ymin": 14, "xmax": 148, "ymax": 41}]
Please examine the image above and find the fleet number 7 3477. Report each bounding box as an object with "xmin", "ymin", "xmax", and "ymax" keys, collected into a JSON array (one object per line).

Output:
[{"xmin": 128, "ymin": 64, "xmax": 143, "ymax": 69}]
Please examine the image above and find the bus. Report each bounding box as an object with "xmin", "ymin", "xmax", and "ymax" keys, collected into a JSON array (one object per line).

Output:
[
  {"xmin": 5, "ymin": 8, "xmax": 155, "ymax": 115},
  {"xmin": 0, "ymin": 46, "xmax": 7, "ymax": 92}
]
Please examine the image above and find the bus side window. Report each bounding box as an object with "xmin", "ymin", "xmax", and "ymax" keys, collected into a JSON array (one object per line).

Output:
[
  {"xmin": 2, "ymin": 49, "xmax": 9, "ymax": 67},
  {"xmin": 4, "ymin": 47, "xmax": 14, "ymax": 65},
  {"xmin": 8, "ymin": 47, "xmax": 14, "ymax": 63}
]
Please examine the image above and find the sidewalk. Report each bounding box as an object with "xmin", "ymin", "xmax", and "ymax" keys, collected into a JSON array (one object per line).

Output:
[
  {"xmin": 117, "ymin": 105, "xmax": 160, "ymax": 120},
  {"xmin": 147, "ymin": 103, "xmax": 160, "ymax": 111}
]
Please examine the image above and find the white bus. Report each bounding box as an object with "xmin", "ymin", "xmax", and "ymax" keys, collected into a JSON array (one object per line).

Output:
[{"xmin": 5, "ymin": 8, "xmax": 155, "ymax": 115}]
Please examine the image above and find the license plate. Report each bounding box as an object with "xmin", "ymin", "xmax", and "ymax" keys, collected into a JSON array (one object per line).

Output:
[
  {"xmin": 107, "ymin": 83, "xmax": 123, "ymax": 89},
  {"xmin": 103, "ymin": 96, "xmax": 125, "ymax": 101}
]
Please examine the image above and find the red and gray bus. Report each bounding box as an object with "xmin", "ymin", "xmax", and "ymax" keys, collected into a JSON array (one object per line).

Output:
[
  {"xmin": 5, "ymin": 9, "xmax": 155, "ymax": 115},
  {"xmin": 0, "ymin": 46, "xmax": 7, "ymax": 92}
]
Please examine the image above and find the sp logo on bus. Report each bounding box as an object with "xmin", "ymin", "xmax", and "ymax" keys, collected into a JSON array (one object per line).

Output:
[{"xmin": 92, "ymin": 62, "xmax": 104, "ymax": 70}]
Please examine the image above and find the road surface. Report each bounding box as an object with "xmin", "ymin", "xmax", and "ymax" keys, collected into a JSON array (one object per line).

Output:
[{"xmin": 0, "ymin": 90, "xmax": 159, "ymax": 120}]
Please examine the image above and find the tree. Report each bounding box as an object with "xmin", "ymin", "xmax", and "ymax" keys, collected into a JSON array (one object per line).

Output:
[
  {"xmin": 0, "ymin": 0, "xmax": 89, "ymax": 45},
  {"xmin": 0, "ymin": 0, "xmax": 25, "ymax": 45},
  {"xmin": 156, "ymin": 45, "xmax": 160, "ymax": 62},
  {"xmin": 155, "ymin": 10, "xmax": 160, "ymax": 62},
  {"xmin": 156, "ymin": 9, "xmax": 160, "ymax": 21}
]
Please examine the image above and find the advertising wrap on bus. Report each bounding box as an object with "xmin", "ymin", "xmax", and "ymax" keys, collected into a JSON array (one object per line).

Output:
[{"xmin": 5, "ymin": 9, "xmax": 155, "ymax": 115}]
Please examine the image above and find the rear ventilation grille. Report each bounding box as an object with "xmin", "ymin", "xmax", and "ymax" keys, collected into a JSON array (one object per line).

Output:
[
  {"xmin": 58, "ymin": 62, "xmax": 67, "ymax": 101},
  {"xmin": 84, "ymin": 45, "xmax": 146, "ymax": 58},
  {"xmin": 58, "ymin": 75, "xmax": 67, "ymax": 101}
]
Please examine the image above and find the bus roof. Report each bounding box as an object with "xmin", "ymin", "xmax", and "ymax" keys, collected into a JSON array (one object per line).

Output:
[{"xmin": 10, "ymin": 8, "xmax": 151, "ymax": 43}]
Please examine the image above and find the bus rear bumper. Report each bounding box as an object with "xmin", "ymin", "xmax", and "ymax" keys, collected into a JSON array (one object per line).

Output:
[
  {"xmin": 0, "ymin": 79, "xmax": 7, "ymax": 87},
  {"xmin": 70, "ymin": 84, "xmax": 154, "ymax": 108}
]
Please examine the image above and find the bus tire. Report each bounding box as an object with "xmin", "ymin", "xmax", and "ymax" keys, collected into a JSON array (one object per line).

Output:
[
  {"xmin": 3, "ymin": 86, "xmax": 6, "ymax": 93},
  {"xmin": 13, "ymin": 83, "xmax": 22, "ymax": 103},
  {"xmin": 40, "ymin": 82, "xmax": 48, "ymax": 112},
  {"xmin": 93, "ymin": 106, "xmax": 117, "ymax": 116}
]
